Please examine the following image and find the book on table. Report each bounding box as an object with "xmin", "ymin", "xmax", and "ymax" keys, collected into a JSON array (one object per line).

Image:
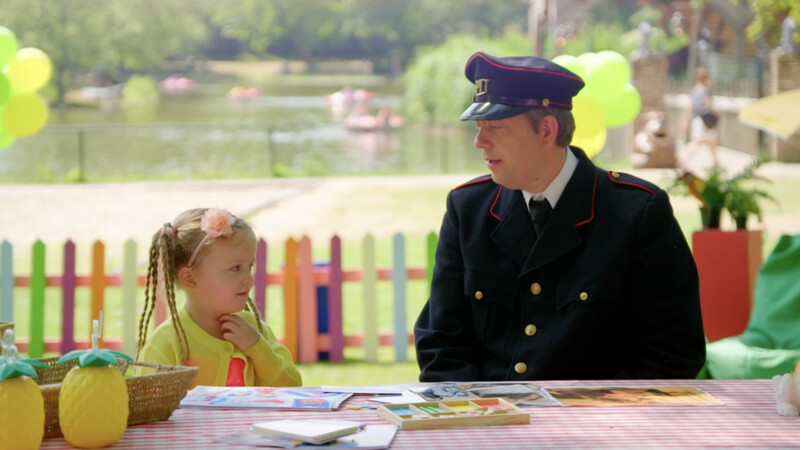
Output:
[
  {"xmin": 179, "ymin": 386, "xmax": 352, "ymax": 411},
  {"xmin": 251, "ymin": 419, "xmax": 365, "ymax": 445}
]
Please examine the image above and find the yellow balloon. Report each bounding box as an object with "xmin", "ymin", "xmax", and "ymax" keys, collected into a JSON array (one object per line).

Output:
[
  {"xmin": 1, "ymin": 93, "xmax": 48, "ymax": 136},
  {"xmin": 571, "ymin": 94, "xmax": 607, "ymax": 158},
  {"xmin": 7, "ymin": 47, "xmax": 52, "ymax": 93}
]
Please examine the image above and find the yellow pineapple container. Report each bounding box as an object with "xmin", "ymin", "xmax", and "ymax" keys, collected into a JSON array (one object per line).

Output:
[
  {"xmin": 0, "ymin": 328, "xmax": 50, "ymax": 450},
  {"xmin": 56, "ymin": 318, "xmax": 131, "ymax": 447},
  {"xmin": 32, "ymin": 314, "xmax": 197, "ymax": 442}
]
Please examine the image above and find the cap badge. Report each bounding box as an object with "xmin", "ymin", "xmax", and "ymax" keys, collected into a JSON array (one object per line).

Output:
[
  {"xmin": 542, "ymin": 98, "xmax": 550, "ymax": 107},
  {"xmin": 475, "ymin": 78, "xmax": 490, "ymax": 96}
]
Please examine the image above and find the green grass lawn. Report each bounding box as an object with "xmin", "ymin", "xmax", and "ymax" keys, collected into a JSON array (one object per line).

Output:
[{"xmin": 4, "ymin": 173, "xmax": 799, "ymax": 386}]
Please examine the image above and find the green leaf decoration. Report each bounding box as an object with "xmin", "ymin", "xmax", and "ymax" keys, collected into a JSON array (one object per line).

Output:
[
  {"xmin": 57, "ymin": 348, "xmax": 133, "ymax": 368},
  {"xmin": 0, "ymin": 358, "xmax": 47, "ymax": 382}
]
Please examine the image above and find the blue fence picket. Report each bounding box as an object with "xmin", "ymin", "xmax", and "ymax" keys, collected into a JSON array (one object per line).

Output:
[
  {"xmin": 392, "ymin": 233, "xmax": 407, "ymax": 362},
  {"xmin": 0, "ymin": 241, "xmax": 13, "ymax": 323}
]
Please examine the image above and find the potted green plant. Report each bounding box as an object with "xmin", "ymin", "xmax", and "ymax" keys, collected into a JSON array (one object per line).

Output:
[
  {"xmin": 672, "ymin": 157, "xmax": 775, "ymax": 230},
  {"xmin": 722, "ymin": 159, "xmax": 777, "ymax": 229}
]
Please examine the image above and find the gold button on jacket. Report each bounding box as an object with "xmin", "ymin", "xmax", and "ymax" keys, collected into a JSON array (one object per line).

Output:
[
  {"xmin": 514, "ymin": 362, "xmax": 527, "ymax": 374},
  {"xmin": 579, "ymin": 291, "xmax": 589, "ymax": 301},
  {"xmin": 524, "ymin": 324, "xmax": 537, "ymax": 336},
  {"xmin": 530, "ymin": 282, "xmax": 541, "ymax": 295},
  {"xmin": 475, "ymin": 291, "xmax": 484, "ymax": 300}
]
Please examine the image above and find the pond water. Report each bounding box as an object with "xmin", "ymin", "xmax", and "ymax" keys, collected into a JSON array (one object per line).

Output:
[{"xmin": 1, "ymin": 78, "xmax": 484, "ymax": 183}]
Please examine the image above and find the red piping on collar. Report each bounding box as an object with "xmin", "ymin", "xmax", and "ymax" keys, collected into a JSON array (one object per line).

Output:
[
  {"xmin": 575, "ymin": 171, "xmax": 598, "ymax": 227},
  {"xmin": 453, "ymin": 175, "xmax": 493, "ymax": 191},
  {"xmin": 489, "ymin": 185, "xmax": 503, "ymax": 221},
  {"xmin": 607, "ymin": 171, "xmax": 655, "ymax": 194}
]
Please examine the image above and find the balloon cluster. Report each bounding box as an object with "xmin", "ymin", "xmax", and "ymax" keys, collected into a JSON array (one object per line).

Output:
[
  {"xmin": 0, "ymin": 26, "xmax": 52, "ymax": 149},
  {"xmin": 554, "ymin": 51, "xmax": 642, "ymax": 158}
]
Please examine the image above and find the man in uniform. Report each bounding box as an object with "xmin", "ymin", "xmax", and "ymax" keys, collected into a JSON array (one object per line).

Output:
[{"xmin": 414, "ymin": 52, "xmax": 705, "ymax": 381}]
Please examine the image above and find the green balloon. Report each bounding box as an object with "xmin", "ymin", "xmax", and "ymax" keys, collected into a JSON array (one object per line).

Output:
[
  {"xmin": 552, "ymin": 54, "xmax": 586, "ymax": 81},
  {"xmin": 604, "ymin": 83, "xmax": 642, "ymax": 128},
  {"xmin": 585, "ymin": 51, "xmax": 630, "ymax": 93},
  {"xmin": 0, "ymin": 132, "xmax": 15, "ymax": 149},
  {"xmin": 0, "ymin": 26, "xmax": 18, "ymax": 68},
  {"xmin": 0, "ymin": 73, "xmax": 9, "ymax": 104}
]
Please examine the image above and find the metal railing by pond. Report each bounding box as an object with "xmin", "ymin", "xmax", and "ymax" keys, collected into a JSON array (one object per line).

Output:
[{"xmin": 1, "ymin": 121, "xmax": 483, "ymax": 183}]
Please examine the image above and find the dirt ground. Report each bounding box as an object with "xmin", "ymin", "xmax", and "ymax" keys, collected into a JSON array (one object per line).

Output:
[
  {"xmin": 0, "ymin": 174, "xmax": 467, "ymax": 246},
  {"xmin": 2, "ymin": 147, "xmax": 799, "ymax": 248}
]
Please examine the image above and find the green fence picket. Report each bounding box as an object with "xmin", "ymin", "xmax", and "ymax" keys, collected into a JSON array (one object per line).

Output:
[
  {"xmin": 362, "ymin": 234, "xmax": 378, "ymax": 363},
  {"xmin": 29, "ymin": 241, "xmax": 46, "ymax": 358},
  {"xmin": 426, "ymin": 232, "xmax": 437, "ymax": 287},
  {"xmin": 122, "ymin": 240, "xmax": 138, "ymax": 357}
]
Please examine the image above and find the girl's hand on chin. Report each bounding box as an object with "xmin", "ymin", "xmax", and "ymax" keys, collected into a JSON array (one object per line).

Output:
[{"xmin": 219, "ymin": 314, "xmax": 259, "ymax": 350}]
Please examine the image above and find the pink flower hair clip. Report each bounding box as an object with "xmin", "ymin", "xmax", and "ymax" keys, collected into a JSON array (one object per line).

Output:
[{"xmin": 187, "ymin": 208, "xmax": 235, "ymax": 267}]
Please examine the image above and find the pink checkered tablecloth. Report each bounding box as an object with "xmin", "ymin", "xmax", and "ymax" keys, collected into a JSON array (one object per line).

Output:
[{"xmin": 40, "ymin": 379, "xmax": 799, "ymax": 449}]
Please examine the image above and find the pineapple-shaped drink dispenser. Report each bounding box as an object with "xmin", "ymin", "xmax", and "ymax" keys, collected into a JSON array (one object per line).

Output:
[
  {"xmin": 0, "ymin": 329, "xmax": 50, "ymax": 450},
  {"xmin": 57, "ymin": 313, "xmax": 132, "ymax": 448}
]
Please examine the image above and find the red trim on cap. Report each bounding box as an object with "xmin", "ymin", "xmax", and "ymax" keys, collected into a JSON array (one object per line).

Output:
[
  {"xmin": 575, "ymin": 171, "xmax": 598, "ymax": 227},
  {"xmin": 548, "ymin": 101, "xmax": 572, "ymax": 109},
  {"xmin": 467, "ymin": 53, "xmax": 583, "ymax": 82},
  {"xmin": 607, "ymin": 171, "xmax": 655, "ymax": 194}
]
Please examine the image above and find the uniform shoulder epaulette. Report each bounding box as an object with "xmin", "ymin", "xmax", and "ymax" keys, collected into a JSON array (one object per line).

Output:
[
  {"xmin": 452, "ymin": 174, "xmax": 493, "ymax": 191},
  {"xmin": 605, "ymin": 170, "xmax": 656, "ymax": 194}
]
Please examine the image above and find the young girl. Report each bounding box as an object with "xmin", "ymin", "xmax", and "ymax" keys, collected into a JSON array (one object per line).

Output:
[{"xmin": 136, "ymin": 207, "xmax": 302, "ymax": 387}]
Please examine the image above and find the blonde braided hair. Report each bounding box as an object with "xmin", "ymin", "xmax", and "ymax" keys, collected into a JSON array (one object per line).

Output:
[{"xmin": 136, "ymin": 208, "xmax": 264, "ymax": 363}]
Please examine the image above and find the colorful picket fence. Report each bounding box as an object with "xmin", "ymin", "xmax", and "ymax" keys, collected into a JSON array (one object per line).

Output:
[{"xmin": 0, "ymin": 233, "xmax": 438, "ymax": 364}]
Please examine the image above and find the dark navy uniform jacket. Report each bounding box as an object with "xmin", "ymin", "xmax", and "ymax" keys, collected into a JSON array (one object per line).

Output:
[{"xmin": 414, "ymin": 147, "xmax": 706, "ymax": 381}]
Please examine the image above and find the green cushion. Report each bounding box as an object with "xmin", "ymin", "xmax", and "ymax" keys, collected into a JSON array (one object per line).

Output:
[
  {"xmin": 705, "ymin": 336, "xmax": 800, "ymax": 379},
  {"xmin": 741, "ymin": 234, "xmax": 800, "ymax": 349},
  {"xmin": 702, "ymin": 234, "xmax": 800, "ymax": 379}
]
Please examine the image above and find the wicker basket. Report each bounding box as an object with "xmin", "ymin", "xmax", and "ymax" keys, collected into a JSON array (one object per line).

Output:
[{"xmin": 35, "ymin": 357, "xmax": 198, "ymax": 439}]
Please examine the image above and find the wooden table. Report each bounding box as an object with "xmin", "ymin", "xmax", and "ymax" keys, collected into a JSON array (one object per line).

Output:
[{"xmin": 40, "ymin": 379, "xmax": 798, "ymax": 449}]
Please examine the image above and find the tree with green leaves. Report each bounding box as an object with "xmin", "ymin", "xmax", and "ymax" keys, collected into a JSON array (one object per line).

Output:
[
  {"xmin": 2, "ymin": 0, "xmax": 206, "ymax": 104},
  {"xmin": 402, "ymin": 30, "xmax": 530, "ymax": 122}
]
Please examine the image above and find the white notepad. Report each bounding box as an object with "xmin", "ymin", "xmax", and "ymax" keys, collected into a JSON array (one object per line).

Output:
[{"xmin": 251, "ymin": 419, "xmax": 364, "ymax": 445}]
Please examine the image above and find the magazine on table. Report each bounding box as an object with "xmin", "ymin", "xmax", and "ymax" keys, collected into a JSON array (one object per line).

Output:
[
  {"xmin": 545, "ymin": 385, "xmax": 723, "ymax": 406},
  {"xmin": 408, "ymin": 381, "xmax": 562, "ymax": 407},
  {"xmin": 179, "ymin": 386, "xmax": 353, "ymax": 411}
]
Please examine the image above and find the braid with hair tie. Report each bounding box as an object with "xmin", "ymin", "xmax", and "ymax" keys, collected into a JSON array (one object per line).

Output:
[
  {"xmin": 245, "ymin": 298, "xmax": 265, "ymax": 336},
  {"xmin": 136, "ymin": 225, "xmax": 191, "ymax": 363}
]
